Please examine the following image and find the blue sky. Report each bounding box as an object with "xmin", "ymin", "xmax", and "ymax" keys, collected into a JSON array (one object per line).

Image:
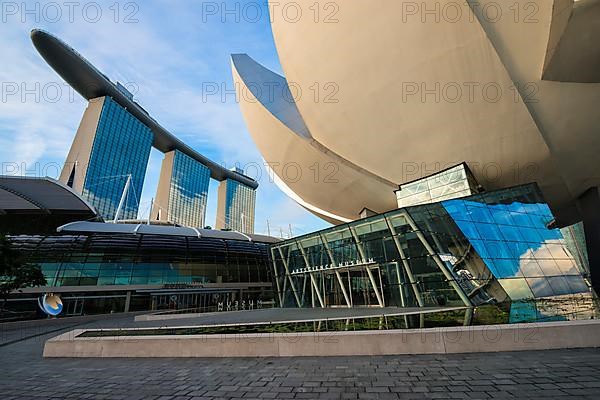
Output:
[{"xmin": 0, "ymin": 0, "xmax": 330, "ymax": 237}]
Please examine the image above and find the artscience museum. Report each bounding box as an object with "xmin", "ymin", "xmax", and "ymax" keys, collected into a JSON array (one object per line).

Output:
[
  {"xmin": 232, "ymin": 0, "xmax": 600, "ymax": 303},
  {"xmin": 270, "ymin": 181, "xmax": 592, "ymax": 312}
]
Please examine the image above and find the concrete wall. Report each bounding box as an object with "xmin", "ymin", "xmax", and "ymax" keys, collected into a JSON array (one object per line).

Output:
[
  {"xmin": 152, "ymin": 150, "xmax": 175, "ymax": 222},
  {"xmin": 215, "ymin": 180, "xmax": 228, "ymax": 230},
  {"xmin": 44, "ymin": 319, "xmax": 600, "ymax": 358},
  {"xmin": 58, "ymin": 97, "xmax": 105, "ymax": 192}
]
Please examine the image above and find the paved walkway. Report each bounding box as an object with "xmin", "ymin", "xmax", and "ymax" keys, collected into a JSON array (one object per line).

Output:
[{"xmin": 1, "ymin": 314, "xmax": 600, "ymax": 399}]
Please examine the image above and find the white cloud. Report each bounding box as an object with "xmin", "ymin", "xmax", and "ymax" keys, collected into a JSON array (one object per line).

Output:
[{"xmin": 0, "ymin": 0, "xmax": 330, "ymax": 236}]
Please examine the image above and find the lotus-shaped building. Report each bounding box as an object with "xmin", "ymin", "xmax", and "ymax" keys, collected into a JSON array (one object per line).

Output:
[
  {"xmin": 233, "ymin": 1, "xmax": 600, "ymax": 289},
  {"xmin": 233, "ymin": 0, "xmax": 600, "ymax": 224}
]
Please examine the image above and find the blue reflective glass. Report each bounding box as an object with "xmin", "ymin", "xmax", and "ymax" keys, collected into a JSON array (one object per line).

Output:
[
  {"xmin": 459, "ymin": 222, "xmax": 481, "ymax": 239},
  {"xmin": 476, "ymin": 223, "xmax": 503, "ymax": 241},
  {"xmin": 506, "ymin": 241, "xmax": 532, "ymax": 259},
  {"xmin": 484, "ymin": 241, "xmax": 509, "ymax": 259},
  {"xmin": 489, "ymin": 207, "xmax": 514, "ymax": 225},
  {"xmin": 443, "ymin": 194, "xmax": 589, "ymax": 298},
  {"xmin": 441, "ymin": 201, "xmax": 465, "ymax": 219},
  {"xmin": 168, "ymin": 150, "xmax": 211, "ymax": 227},
  {"xmin": 81, "ymin": 97, "xmax": 153, "ymax": 220},
  {"xmin": 469, "ymin": 239, "xmax": 489, "ymax": 259},
  {"xmin": 494, "ymin": 258, "xmax": 521, "ymax": 278},
  {"xmin": 510, "ymin": 212, "xmax": 535, "ymax": 228},
  {"xmin": 223, "ymin": 179, "xmax": 256, "ymax": 233},
  {"xmin": 520, "ymin": 227, "xmax": 543, "ymax": 244},
  {"xmin": 499, "ymin": 225, "xmax": 523, "ymax": 242},
  {"xmin": 468, "ymin": 205, "xmax": 494, "ymax": 223},
  {"xmin": 537, "ymin": 203, "xmax": 554, "ymax": 219}
]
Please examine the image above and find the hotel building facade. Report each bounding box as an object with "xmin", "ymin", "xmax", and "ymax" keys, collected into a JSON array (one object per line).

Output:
[
  {"xmin": 216, "ymin": 175, "xmax": 257, "ymax": 234},
  {"xmin": 32, "ymin": 29, "xmax": 257, "ymax": 232}
]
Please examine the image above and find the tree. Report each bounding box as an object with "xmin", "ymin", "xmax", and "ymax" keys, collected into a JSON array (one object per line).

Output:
[{"xmin": 0, "ymin": 235, "xmax": 46, "ymax": 311}]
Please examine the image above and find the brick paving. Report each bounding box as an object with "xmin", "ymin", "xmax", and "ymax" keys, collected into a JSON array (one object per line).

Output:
[{"xmin": 1, "ymin": 314, "xmax": 600, "ymax": 399}]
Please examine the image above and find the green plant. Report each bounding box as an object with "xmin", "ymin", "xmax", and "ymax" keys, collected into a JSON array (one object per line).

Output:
[{"xmin": 0, "ymin": 234, "xmax": 46, "ymax": 311}]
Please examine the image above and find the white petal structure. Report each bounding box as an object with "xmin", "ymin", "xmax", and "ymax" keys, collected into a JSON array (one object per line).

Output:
[
  {"xmin": 233, "ymin": 0, "xmax": 600, "ymax": 225},
  {"xmin": 232, "ymin": 54, "xmax": 398, "ymax": 224}
]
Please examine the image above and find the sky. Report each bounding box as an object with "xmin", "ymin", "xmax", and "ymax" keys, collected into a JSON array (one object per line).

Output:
[{"xmin": 0, "ymin": 0, "xmax": 330, "ymax": 237}]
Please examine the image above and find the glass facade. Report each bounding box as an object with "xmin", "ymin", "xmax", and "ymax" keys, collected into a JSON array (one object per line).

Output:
[
  {"xmin": 561, "ymin": 222, "xmax": 589, "ymax": 275},
  {"xmin": 4, "ymin": 228, "xmax": 274, "ymax": 316},
  {"xmin": 271, "ymin": 184, "xmax": 592, "ymax": 309},
  {"xmin": 82, "ymin": 97, "xmax": 153, "ymax": 220},
  {"xmin": 167, "ymin": 150, "xmax": 211, "ymax": 227},
  {"xmin": 220, "ymin": 179, "xmax": 256, "ymax": 234},
  {"xmin": 8, "ymin": 233, "xmax": 272, "ymax": 287},
  {"xmin": 443, "ymin": 191, "xmax": 588, "ymax": 301},
  {"xmin": 396, "ymin": 163, "xmax": 479, "ymax": 208}
]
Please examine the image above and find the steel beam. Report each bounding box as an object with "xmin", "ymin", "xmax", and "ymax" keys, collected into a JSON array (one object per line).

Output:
[
  {"xmin": 309, "ymin": 273, "xmax": 325, "ymax": 308},
  {"xmin": 334, "ymin": 270, "xmax": 352, "ymax": 307},
  {"xmin": 270, "ymin": 247, "xmax": 284, "ymax": 306},
  {"xmin": 349, "ymin": 227, "xmax": 385, "ymax": 307},
  {"xmin": 384, "ymin": 216, "xmax": 425, "ymax": 307},
  {"xmin": 277, "ymin": 247, "xmax": 302, "ymax": 307},
  {"xmin": 402, "ymin": 212, "xmax": 472, "ymax": 307},
  {"xmin": 318, "ymin": 233, "xmax": 352, "ymax": 308}
]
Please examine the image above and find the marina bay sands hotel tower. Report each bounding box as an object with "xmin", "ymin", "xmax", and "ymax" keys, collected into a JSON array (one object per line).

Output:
[{"xmin": 31, "ymin": 29, "xmax": 257, "ymax": 233}]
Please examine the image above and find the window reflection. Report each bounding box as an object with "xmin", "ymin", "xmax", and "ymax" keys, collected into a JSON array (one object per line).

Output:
[
  {"xmin": 11, "ymin": 233, "xmax": 273, "ymax": 289},
  {"xmin": 273, "ymin": 184, "xmax": 591, "ymax": 308},
  {"xmin": 443, "ymin": 193, "xmax": 589, "ymax": 300}
]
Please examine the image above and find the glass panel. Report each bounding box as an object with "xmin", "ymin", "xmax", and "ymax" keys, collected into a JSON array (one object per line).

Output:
[
  {"xmin": 564, "ymin": 276, "xmax": 589, "ymax": 294},
  {"xmin": 167, "ymin": 150, "xmax": 211, "ymax": 227},
  {"xmin": 526, "ymin": 277, "xmax": 555, "ymax": 297},
  {"xmin": 547, "ymin": 276, "xmax": 572, "ymax": 296},
  {"xmin": 81, "ymin": 97, "xmax": 153, "ymax": 220},
  {"xmin": 497, "ymin": 278, "xmax": 534, "ymax": 300},
  {"xmin": 442, "ymin": 185, "xmax": 590, "ymax": 301},
  {"xmin": 536, "ymin": 259, "xmax": 562, "ymax": 276}
]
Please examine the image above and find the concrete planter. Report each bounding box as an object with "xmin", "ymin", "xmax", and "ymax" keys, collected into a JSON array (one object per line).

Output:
[{"xmin": 44, "ymin": 320, "xmax": 600, "ymax": 358}]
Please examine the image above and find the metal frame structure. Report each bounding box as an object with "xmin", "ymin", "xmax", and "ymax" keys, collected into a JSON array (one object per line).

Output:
[
  {"xmin": 270, "ymin": 184, "xmax": 592, "ymax": 309},
  {"xmin": 272, "ymin": 212, "xmax": 474, "ymax": 309}
]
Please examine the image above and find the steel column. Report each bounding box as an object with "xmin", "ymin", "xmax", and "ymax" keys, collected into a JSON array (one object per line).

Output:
[
  {"xmin": 270, "ymin": 247, "xmax": 284, "ymax": 307},
  {"xmin": 349, "ymin": 227, "xmax": 385, "ymax": 308},
  {"xmin": 318, "ymin": 233, "xmax": 352, "ymax": 308},
  {"xmin": 277, "ymin": 247, "xmax": 302, "ymax": 307},
  {"xmin": 384, "ymin": 216, "xmax": 425, "ymax": 307},
  {"xmin": 309, "ymin": 273, "xmax": 325, "ymax": 308},
  {"xmin": 334, "ymin": 270, "xmax": 352, "ymax": 307},
  {"xmin": 402, "ymin": 211, "xmax": 472, "ymax": 307}
]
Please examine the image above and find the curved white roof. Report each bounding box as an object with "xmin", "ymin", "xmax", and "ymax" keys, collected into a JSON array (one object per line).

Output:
[
  {"xmin": 57, "ymin": 221, "xmax": 280, "ymax": 244},
  {"xmin": 0, "ymin": 176, "xmax": 97, "ymax": 215}
]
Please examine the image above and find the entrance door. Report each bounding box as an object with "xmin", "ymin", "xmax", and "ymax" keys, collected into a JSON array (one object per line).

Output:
[
  {"xmin": 64, "ymin": 298, "xmax": 84, "ymax": 316},
  {"xmin": 348, "ymin": 268, "xmax": 382, "ymax": 307}
]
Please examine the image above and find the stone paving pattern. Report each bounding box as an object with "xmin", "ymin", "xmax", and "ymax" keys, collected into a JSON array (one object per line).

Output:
[{"xmin": 1, "ymin": 313, "xmax": 600, "ymax": 399}]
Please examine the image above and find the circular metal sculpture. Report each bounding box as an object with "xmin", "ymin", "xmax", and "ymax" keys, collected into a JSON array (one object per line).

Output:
[{"xmin": 38, "ymin": 293, "xmax": 63, "ymax": 317}]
